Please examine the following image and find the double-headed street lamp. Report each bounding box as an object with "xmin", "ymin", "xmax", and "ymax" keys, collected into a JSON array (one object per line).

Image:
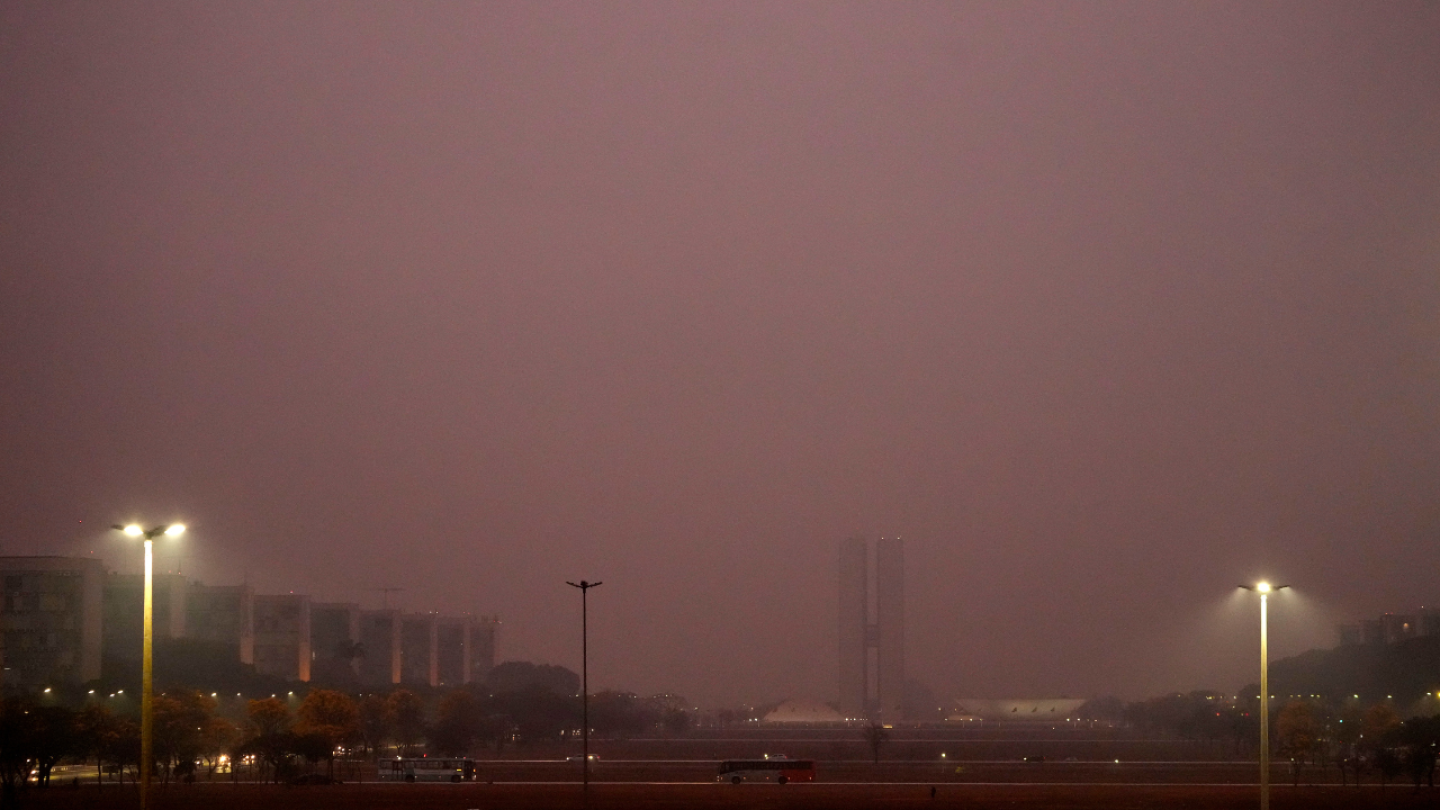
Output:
[
  {"xmin": 113, "ymin": 522, "xmax": 184, "ymax": 810},
  {"xmin": 1240, "ymin": 581, "xmax": 1288, "ymax": 810},
  {"xmin": 566, "ymin": 579, "xmax": 601, "ymax": 802}
]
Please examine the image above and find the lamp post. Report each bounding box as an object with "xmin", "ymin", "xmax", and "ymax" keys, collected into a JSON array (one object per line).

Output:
[
  {"xmin": 113, "ymin": 522, "xmax": 184, "ymax": 810},
  {"xmin": 1240, "ymin": 581, "xmax": 1288, "ymax": 810},
  {"xmin": 565, "ymin": 579, "xmax": 601, "ymax": 802}
]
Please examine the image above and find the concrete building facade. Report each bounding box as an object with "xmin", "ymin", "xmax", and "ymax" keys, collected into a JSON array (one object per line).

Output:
[
  {"xmin": 0, "ymin": 557, "xmax": 105, "ymax": 686},
  {"xmin": 0, "ymin": 557, "xmax": 494, "ymax": 689},
  {"xmin": 359, "ymin": 609, "xmax": 402, "ymax": 685},
  {"xmin": 253, "ymin": 594, "xmax": 310, "ymax": 681},
  {"xmin": 435, "ymin": 615, "xmax": 471, "ymax": 686},
  {"xmin": 401, "ymin": 613, "xmax": 439, "ymax": 686},
  {"xmin": 186, "ymin": 583, "xmax": 255, "ymax": 665},
  {"xmin": 103, "ymin": 572, "xmax": 188, "ymax": 666},
  {"xmin": 470, "ymin": 615, "xmax": 498, "ymax": 684},
  {"xmin": 311, "ymin": 602, "xmax": 361, "ymax": 682}
]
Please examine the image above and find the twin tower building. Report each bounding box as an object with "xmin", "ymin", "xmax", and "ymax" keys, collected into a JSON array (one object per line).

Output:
[{"xmin": 837, "ymin": 536, "xmax": 904, "ymax": 722}]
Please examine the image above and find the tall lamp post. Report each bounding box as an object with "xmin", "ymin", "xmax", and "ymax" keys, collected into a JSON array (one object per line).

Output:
[
  {"xmin": 113, "ymin": 522, "xmax": 185, "ymax": 810},
  {"xmin": 1240, "ymin": 581, "xmax": 1288, "ymax": 810},
  {"xmin": 566, "ymin": 580, "xmax": 601, "ymax": 801}
]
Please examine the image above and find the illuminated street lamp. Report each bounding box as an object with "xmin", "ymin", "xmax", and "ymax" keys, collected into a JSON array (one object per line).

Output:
[
  {"xmin": 1239, "ymin": 581, "xmax": 1288, "ymax": 810},
  {"xmin": 113, "ymin": 522, "xmax": 184, "ymax": 810},
  {"xmin": 565, "ymin": 579, "xmax": 601, "ymax": 804}
]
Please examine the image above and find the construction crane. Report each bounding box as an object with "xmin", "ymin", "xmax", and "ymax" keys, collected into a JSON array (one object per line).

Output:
[{"xmin": 370, "ymin": 586, "xmax": 403, "ymax": 610}]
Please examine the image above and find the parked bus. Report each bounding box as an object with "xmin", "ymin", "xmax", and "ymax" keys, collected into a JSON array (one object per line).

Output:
[
  {"xmin": 716, "ymin": 757, "xmax": 816, "ymax": 784},
  {"xmin": 378, "ymin": 757, "xmax": 476, "ymax": 783}
]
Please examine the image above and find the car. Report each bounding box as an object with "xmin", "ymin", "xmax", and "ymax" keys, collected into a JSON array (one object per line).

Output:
[
  {"xmin": 289, "ymin": 773, "xmax": 340, "ymax": 785},
  {"xmin": 565, "ymin": 755, "xmax": 599, "ymax": 762},
  {"xmin": 1022, "ymin": 755, "xmax": 1046, "ymax": 764}
]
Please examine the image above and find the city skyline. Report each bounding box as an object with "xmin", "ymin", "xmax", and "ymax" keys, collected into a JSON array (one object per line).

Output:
[{"xmin": 3, "ymin": 2, "xmax": 1437, "ymax": 708}]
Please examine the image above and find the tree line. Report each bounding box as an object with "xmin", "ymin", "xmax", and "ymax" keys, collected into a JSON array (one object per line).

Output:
[
  {"xmin": 1088, "ymin": 690, "xmax": 1440, "ymax": 790},
  {"xmin": 0, "ymin": 660, "xmax": 693, "ymax": 801}
]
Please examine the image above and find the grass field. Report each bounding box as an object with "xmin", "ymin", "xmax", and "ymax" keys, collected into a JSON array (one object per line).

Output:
[{"xmin": 19, "ymin": 762, "xmax": 1439, "ymax": 810}]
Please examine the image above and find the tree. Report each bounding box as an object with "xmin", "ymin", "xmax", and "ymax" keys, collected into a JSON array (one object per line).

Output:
[
  {"xmin": 295, "ymin": 690, "xmax": 359, "ymax": 777},
  {"xmin": 386, "ymin": 689, "xmax": 426, "ymax": 757},
  {"xmin": 31, "ymin": 705, "xmax": 80, "ymax": 787},
  {"xmin": 1275, "ymin": 700, "xmax": 1319, "ymax": 786},
  {"xmin": 0, "ymin": 698, "xmax": 35, "ymax": 803},
  {"xmin": 197, "ymin": 714, "xmax": 237, "ymax": 780},
  {"xmin": 1398, "ymin": 714, "xmax": 1440, "ymax": 791},
  {"xmin": 248, "ymin": 697, "xmax": 291, "ymax": 737},
  {"xmin": 76, "ymin": 704, "xmax": 122, "ymax": 786},
  {"xmin": 863, "ymin": 721, "xmax": 890, "ymax": 764},
  {"xmin": 357, "ymin": 694, "xmax": 390, "ymax": 755},
  {"xmin": 432, "ymin": 689, "xmax": 488, "ymax": 756},
  {"xmin": 492, "ymin": 685, "xmax": 578, "ymax": 746},
  {"xmin": 662, "ymin": 707, "xmax": 692, "ymax": 736},
  {"xmin": 590, "ymin": 692, "xmax": 649, "ymax": 738},
  {"xmin": 151, "ymin": 691, "xmax": 218, "ymax": 783},
  {"xmin": 245, "ymin": 697, "xmax": 293, "ymax": 783},
  {"xmin": 1333, "ymin": 703, "xmax": 1365, "ymax": 786},
  {"xmin": 1076, "ymin": 696, "xmax": 1126, "ymax": 724},
  {"xmin": 485, "ymin": 661, "xmax": 580, "ymax": 696},
  {"xmin": 1362, "ymin": 703, "xmax": 1403, "ymax": 791}
]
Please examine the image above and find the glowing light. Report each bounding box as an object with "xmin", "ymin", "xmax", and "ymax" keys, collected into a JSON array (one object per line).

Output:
[
  {"xmin": 123, "ymin": 524, "xmax": 144, "ymax": 537},
  {"xmin": 165, "ymin": 524, "xmax": 185, "ymax": 536},
  {"xmin": 1256, "ymin": 582, "xmax": 1271, "ymax": 594}
]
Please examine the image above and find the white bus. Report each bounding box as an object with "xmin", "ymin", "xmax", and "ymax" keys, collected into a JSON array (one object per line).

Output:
[
  {"xmin": 378, "ymin": 757, "xmax": 476, "ymax": 783},
  {"xmin": 716, "ymin": 757, "xmax": 816, "ymax": 784}
]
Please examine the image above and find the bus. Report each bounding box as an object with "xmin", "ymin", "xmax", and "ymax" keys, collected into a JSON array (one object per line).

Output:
[
  {"xmin": 716, "ymin": 757, "xmax": 816, "ymax": 784},
  {"xmin": 377, "ymin": 757, "xmax": 476, "ymax": 782}
]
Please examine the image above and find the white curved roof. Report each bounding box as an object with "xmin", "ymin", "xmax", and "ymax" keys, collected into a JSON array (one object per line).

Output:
[{"xmin": 763, "ymin": 699, "xmax": 846, "ymax": 723}]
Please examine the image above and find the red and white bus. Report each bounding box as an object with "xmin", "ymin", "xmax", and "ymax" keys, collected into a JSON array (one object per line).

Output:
[{"xmin": 716, "ymin": 757, "xmax": 816, "ymax": 784}]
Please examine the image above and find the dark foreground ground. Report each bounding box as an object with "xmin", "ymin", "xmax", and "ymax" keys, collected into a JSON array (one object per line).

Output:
[{"xmin": 14, "ymin": 782, "xmax": 1440, "ymax": 810}]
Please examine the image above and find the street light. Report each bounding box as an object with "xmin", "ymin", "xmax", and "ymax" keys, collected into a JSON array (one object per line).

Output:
[
  {"xmin": 565, "ymin": 579, "xmax": 601, "ymax": 803},
  {"xmin": 1239, "ymin": 581, "xmax": 1288, "ymax": 810},
  {"xmin": 113, "ymin": 522, "xmax": 184, "ymax": 810}
]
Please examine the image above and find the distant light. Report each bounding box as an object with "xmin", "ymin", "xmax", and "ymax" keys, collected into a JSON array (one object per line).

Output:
[
  {"xmin": 43, "ymin": 688, "xmax": 51, "ymax": 693},
  {"xmin": 88, "ymin": 690, "xmax": 95, "ymax": 694},
  {"xmin": 166, "ymin": 524, "xmax": 185, "ymax": 537},
  {"xmin": 1256, "ymin": 582, "xmax": 1271, "ymax": 594},
  {"xmin": 122, "ymin": 524, "xmax": 144, "ymax": 536}
]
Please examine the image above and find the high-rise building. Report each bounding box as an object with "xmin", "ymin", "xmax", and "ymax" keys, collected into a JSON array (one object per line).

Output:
[
  {"xmin": 310, "ymin": 602, "xmax": 361, "ymax": 682},
  {"xmin": 103, "ymin": 572, "xmax": 188, "ymax": 666},
  {"xmin": 359, "ymin": 609, "xmax": 402, "ymax": 685},
  {"xmin": 253, "ymin": 594, "xmax": 311, "ymax": 681},
  {"xmin": 0, "ymin": 557, "xmax": 105, "ymax": 686},
  {"xmin": 837, "ymin": 537, "xmax": 904, "ymax": 721},
  {"xmin": 470, "ymin": 615, "xmax": 499, "ymax": 684},
  {"xmin": 401, "ymin": 612, "xmax": 439, "ymax": 686},
  {"xmin": 837, "ymin": 538, "xmax": 868, "ymax": 719},
  {"xmin": 186, "ymin": 583, "xmax": 255, "ymax": 665}
]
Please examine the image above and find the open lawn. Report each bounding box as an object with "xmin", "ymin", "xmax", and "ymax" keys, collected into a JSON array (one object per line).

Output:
[{"xmin": 17, "ymin": 765, "xmax": 1439, "ymax": 810}]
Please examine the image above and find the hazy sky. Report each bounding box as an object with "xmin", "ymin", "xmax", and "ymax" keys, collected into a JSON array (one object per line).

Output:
[{"xmin": 3, "ymin": 2, "xmax": 1438, "ymax": 707}]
